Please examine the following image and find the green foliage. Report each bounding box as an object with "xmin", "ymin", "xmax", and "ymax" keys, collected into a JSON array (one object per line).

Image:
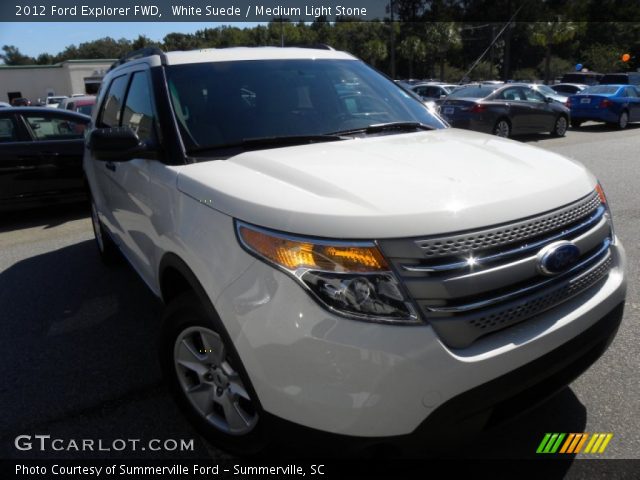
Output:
[
  {"xmin": 582, "ymin": 43, "xmax": 629, "ymax": 73},
  {"xmin": 1, "ymin": 45, "xmax": 34, "ymax": 65},
  {"xmin": 2, "ymin": 9, "xmax": 638, "ymax": 80}
]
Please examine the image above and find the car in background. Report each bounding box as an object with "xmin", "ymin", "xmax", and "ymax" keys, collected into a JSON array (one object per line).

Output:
[
  {"xmin": 568, "ymin": 84, "xmax": 640, "ymax": 129},
  {"xmin": 0, "ymin": 102, "xmax": 10, "ymax": 108},
  {"xmin": 527, "ymin": 84, "xmax": 568, "ymax": 104},
  {"xmin": 46, "ymin": 96, "xmax": 68, "ymax": 108},
  {"xmin": 411, "ymin": 83, "xmax": 457, "ymax": 101},
  {"xmin": 0, "ymin": 107, "xmax": 90, "ymax": 211},
  {"xmin": 550, "ymin": 83, "xmax": 588, "ymax": 95},
  {"xmin": 599, "ymin": 72, "xmax": 640, "ymax": 87},
  {"xmin": 59, "ymin": 95, "xmax": 96, "ymax": 116},
  {"xmin": 438, "ymin": 83, "xmax": 570, "ymax": 138},
  {"xmin": 10, "ymin": 97, "xmax": 31, "ymax": 107},
  {"xmin": 560, "ymin": 72, "xmax": 602, "ymax": 85}
]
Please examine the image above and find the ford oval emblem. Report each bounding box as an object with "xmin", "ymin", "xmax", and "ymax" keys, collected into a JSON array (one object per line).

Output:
[{"xmin": 537, "ymin": 241, "xmax": 581, "ymax": 276}]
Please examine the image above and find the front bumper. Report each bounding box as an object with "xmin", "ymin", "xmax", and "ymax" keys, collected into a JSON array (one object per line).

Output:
[{"xmin": 215, "ymin": 239, "xmax": 626, "ymax": 438}]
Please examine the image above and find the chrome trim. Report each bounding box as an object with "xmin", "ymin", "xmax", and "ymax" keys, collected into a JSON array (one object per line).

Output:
[
  {"xmin": 425, "ymin": 237, "xmax": 611, "ymax": 313},
  {"xmin": 403, "ymin": 205, "xmax": 606, "ymax": 273}
]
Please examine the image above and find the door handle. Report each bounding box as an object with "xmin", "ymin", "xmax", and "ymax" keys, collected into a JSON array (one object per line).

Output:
[{"xmin": 105, "ymin": 162, "xmax": 116, "ymax": 172}]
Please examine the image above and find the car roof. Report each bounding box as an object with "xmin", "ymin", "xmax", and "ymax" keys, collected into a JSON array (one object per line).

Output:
[
  {"xmin": 163, "ymin": 47, "xmax": 356, "ymax": 66},
  {"xmin": 2, "ymin": 107, "xmax": 91, "ymax": 120},
  {"xmin": 66, "ymin": 95, "xmax": 95, "ymax": 102}
]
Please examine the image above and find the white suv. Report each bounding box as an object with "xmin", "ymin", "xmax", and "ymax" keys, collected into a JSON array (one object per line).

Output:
[{"xmin": 84, "ymin": 47, "xmax": 626, "ymax": 455}]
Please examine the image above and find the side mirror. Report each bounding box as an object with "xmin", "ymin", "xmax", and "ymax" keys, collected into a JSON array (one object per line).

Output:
[{"xmin": 89, "ymin": 127, "xmax": 155, "ymax": 161}]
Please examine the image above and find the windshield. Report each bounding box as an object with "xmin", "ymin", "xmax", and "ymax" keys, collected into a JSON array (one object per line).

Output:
[
  {"xmin": 446, "ymin": 85, "xmax": 498, "ymax": 99},
  {"xmin": 535, "ymin": 85, "xmax": 556, "ymax": 95},
  {"xmin": 581, "ymin": 85, "xmax": 621, "ymax": 95},
  {"xmin": 165, "ymin": 59, "xmax": 445, "ymax": 154},
  {"xmin": 77, "ymin": 105, "xmax": 93, "ymax": 115}
]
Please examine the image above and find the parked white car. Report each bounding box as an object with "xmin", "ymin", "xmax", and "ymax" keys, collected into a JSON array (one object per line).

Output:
[{"xmin": 85, "ymin": 46, "xmax": 626, "ymax": 456}]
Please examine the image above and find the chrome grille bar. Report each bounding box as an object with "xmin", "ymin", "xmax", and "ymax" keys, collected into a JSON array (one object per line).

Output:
[
  {"xmin": 425, "ymin": 238, "xmax": 610, "ymax": 314},
  {"xmin": 403, "ymin": 205, "xmax": 606, "ymax": 273}
]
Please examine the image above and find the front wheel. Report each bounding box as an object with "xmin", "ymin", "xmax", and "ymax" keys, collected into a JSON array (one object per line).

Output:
[
  {"xmin": 493, "ymin": 119, "xmax": 511, "ymax": 138},
  {"xmin": 160, "ymin": 292, "xmax": 267, "ymax": 455},
  {"xmin": 618, "ymin": 110, "xmax": 629, "ymax": 129},
  {"xmin": 551, "ymin": 116, "xmax": 568, "ymax": 137}
]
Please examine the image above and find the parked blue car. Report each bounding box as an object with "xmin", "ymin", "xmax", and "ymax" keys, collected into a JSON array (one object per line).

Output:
[{"xmin": 568, "ymin": 84, "xmax": 640, "ymax": 129}]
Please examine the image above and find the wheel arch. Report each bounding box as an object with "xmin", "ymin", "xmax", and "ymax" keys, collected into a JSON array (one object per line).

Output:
[
  {"xmin": 159, "ymin": 252, "xmax": 209, "ymax": 306},
  {"xmin": 157, "ymin": 251, "xmax": 266, "ymax": 418}
]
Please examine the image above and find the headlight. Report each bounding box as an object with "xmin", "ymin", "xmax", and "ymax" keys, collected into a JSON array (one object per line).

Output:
[
  {"xmin": 236, "ymin": 221, "xmax": 419, "ymax": 324},
  {"xmin": 596, "ymin": 182, "xmax": 615, "ymax": 240}
]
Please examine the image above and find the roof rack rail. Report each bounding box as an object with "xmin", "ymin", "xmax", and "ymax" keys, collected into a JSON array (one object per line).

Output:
[
  {"xmin": 108, "ymin": 47, "xmax": 166, "ymax": 71},
  {"xmin": 294, "ymin": 44, "xmax": 335, "ymax": 50}
]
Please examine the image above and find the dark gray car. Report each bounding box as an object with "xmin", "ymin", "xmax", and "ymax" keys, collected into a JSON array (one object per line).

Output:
[{"xmin": 437, "ymin": 83, "xmax": 570, "ymax": 138}]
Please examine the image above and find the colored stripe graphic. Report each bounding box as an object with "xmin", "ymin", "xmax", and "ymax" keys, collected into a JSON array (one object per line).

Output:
[{"xmin": 537, "ymin": 433, "xmax": 613, "ymax": 454}]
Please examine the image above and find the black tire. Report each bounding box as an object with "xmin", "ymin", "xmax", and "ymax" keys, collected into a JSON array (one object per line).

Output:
[
  {"xmin": 160, "ymin": 292, "xmax": 268, "ymax": 456},
  {"xmin": 551, "ymin": 115, "xmax": 568, "ymax": 137},
  {"xmin": 493, "ymin": 118, "xmax": 511, "ymax": 138},
  {"xmin": 617, "ymin": 110, "xmax": 629, "ymax": 129},
  {"xmin": 570, "ymin": 119, "xmax": 582, "ymax": 128},
  {"xmin": 90, "ymin": 196, "xmax": 120, "ymax": 265}
]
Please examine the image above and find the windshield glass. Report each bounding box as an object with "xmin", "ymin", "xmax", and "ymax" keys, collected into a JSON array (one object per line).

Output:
[
  {"xmin": 581, "ymin": 85, "xmax": 621, "ymax": 95},
  {"xmin": 535, "ymin": 85, "xmax": 556, "ymax": 95},
  {"xmin": 165, "ymin": 59, "xmax": 446, "ymax": 154},
  {"xmin": 446, "ymin": 85, "xmax": 498, "ymax": 99}
]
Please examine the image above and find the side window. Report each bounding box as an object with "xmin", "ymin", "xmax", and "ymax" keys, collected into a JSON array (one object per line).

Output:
[
  {"xmin": 0, "ymin": 117, "xmax": 18, "ymax": 142},
  {"xmin": 497, "ymin": 88, "xmax": 523, "ymax": 101},
  {"xmin": 624, "ymin": 87, "xmax": 637, "ymax": 98},
  {"xmin": 121, "ymin": 71, "xmax": 156, "ymax": 142},
  {"xmin": 523, "ymin": 88, "xmax": 546, "ymax": 103},
  {"xmin": 99, "ymin": 75, "xmax": 129, "ymax": 127},
  {"xmin": 24, "ymin": 115, "xmax": 86, "ymax": 140}
]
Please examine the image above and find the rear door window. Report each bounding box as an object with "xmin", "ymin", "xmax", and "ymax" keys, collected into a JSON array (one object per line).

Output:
[
  {"xmin": 121, "ymin": 71, "xmax": 156, "ymax": 143},
  {"xmin": 0, "ymin": 117, "xmax": 18, "ymax": 142},
  {"xmin": 99, "ymin": 75, "xmax": 129, "ymax": 127},
  {"xmin": 23, "ymin": 115, "xmax": 86, "ymax": 140}
]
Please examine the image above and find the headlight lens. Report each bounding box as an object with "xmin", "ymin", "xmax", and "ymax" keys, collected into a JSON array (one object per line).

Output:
[{"xmin": 237, "ymin": 222, "xmax": 419, "ymax": 324}]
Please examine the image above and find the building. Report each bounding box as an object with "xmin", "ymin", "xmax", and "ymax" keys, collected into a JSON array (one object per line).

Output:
[{"xmin": 0, "ymin": 59, "xmax": 115, "ymax": 104}]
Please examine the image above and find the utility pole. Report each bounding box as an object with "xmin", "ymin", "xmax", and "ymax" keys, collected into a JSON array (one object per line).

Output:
[
  {"xmin": 389, "ymin": 0, "xmax": 396, "ymax": 78},
  {"xmin": 503, "ymin": 0, "xmax": 512, "ymax": 81}
]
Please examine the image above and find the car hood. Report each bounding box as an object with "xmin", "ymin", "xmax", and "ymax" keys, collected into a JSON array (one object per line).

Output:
[{"xmin": 176, "ymin": 129, "xmax": 596, "ymax": 239}]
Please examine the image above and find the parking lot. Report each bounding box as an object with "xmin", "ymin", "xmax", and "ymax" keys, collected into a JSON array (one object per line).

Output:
[{"xmin": 0, "ymin": 123, "xmax": 638, "ymax": 463}]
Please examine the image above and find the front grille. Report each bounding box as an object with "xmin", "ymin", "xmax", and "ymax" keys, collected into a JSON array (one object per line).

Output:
[
  {"xmin": 378, "ymin": 191, "xmax": 614, "ymax": 349},
  {"xmin": 415, "ymin": 192, "xmax": 600, "ymax": 258}
]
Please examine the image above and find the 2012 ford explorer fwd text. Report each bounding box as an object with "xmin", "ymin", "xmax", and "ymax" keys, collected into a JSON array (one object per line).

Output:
[{"xmin": 84, "ymin": 46, "xmax": 627, "ymax": 456}]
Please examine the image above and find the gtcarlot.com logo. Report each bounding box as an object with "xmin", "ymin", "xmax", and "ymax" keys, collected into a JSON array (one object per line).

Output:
[{"xmin": 536, "ymin": 433, "xmax": 613, "ymax": 455}]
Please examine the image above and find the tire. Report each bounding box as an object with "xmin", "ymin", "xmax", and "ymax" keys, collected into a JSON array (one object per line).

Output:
[
  {"xmin": 551, "ymin": 115, "xmax": 568, "ymax": 137},
  {"xmin": 617, "ymin": 110, "xmax": 629, "ymax": 129},
  {"xmin": 493, "ymin": 118, "xmax": 511, "ymax": 138},
  {"xmin": 160, "ymin": 292, "xmax": 267, "ymax": 456},
  {"xmin": 571, "ymin": 119, "xmax": 582, "ymax": 128},
  {"xmin": 90, "ymin": 196, "xmax": 120, "ymax": 265}
]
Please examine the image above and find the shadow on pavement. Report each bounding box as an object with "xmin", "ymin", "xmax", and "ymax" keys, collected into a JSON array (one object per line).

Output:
[
  {"xmin": 0, "ymin": 239, "xmax": 216, "ymax": 459},
  {"xmin": 0, "ymin": 202, "xmax": 90, "ymax": 233}
]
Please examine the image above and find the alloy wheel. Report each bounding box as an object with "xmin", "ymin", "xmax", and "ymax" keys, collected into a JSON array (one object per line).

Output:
[
  {"xmin": 494, "ymin": 120, "xmax": 510, "ymax": 138},
  {"xmin": 173, "ymin": 326, "xmax": 258, "ymax": 436}
]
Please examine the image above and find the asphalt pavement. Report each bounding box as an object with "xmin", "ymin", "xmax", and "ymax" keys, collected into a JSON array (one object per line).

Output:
[{"xmin": 0, "ymin": 124, "xmax": 638, "ymax": 469}]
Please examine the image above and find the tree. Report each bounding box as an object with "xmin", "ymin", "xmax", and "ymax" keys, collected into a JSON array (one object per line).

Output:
[
  {"xmin": 529, "ymin": 21, "xmax": 581, "ymax": 83},
  {"xmin": 424, "ymin": 22, "xmax": 462, "ymax": 80},
  {"xmin": 0, "ymin": 45, "xmax": 34, "ymax": 65},
  {"xmin": 361, "ymin": 39, "xmax": 388, "ymax": 68},
  {"xmin": 399, "ymin": 36, "xmax": 427, "ymax": 78}
]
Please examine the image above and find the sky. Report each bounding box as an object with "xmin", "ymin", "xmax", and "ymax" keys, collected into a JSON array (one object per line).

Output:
[{"xmin": 0, "ymin": 22, "xmax": 261, "ymax": 58}]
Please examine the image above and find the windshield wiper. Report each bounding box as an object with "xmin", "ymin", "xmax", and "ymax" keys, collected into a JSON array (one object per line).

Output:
[
  {"xmin": 187, "ymin": 134, "xmax": 348, "ymax": 156},
  {"xmin": 329, "ymin": 121, "xmax": 435, "ymax": 136}
]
